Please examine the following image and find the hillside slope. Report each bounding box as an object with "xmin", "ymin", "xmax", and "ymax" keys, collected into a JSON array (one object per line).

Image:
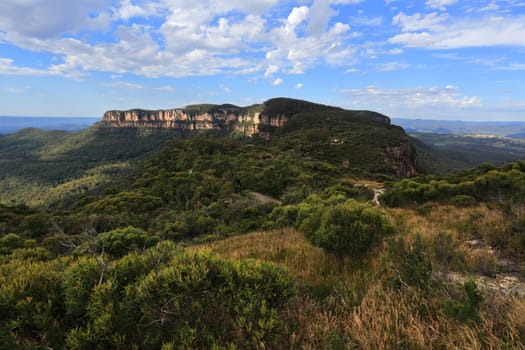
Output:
[{"xmin": 0, "ymin": 98, "xmax": 419, "ymax": 206}]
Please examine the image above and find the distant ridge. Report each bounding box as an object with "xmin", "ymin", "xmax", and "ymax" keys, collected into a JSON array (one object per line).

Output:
[
  {"xmin": 0, "ymin": 116, "xmax": 98, "ymax": 135},
  {"xmin": 393, "ymin": 118, "xmax": 525, "ymax": 138}
]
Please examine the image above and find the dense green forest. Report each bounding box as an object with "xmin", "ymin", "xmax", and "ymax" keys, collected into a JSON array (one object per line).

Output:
[{"xmin": 1, "ymin": 107, "xmax": 525, "ymax": 348}]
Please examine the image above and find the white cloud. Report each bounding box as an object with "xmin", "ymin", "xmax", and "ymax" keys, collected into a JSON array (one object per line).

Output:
[
  {"xmin": 479, "ymin": 1, "xmax": 500, "ymax": 12},
  {"xmin": 156, "ymin": 85, "xmax": 175, "ymax": 92},
  {"xmin": 349, "ymin": 16, "xmax": 383, "ymax": 26},
  {"xmin": 210, "ymin": 0, "xmax": 280, "ymax": 14},
  {"xmin": 392, "ymin": 12, "xmax": 448, "ymax": 32},
  {"xmin": 3, "ymin": 86, "xmax": 31, "ymax": 93},
  {"xmin": 0, "ymin": 58, "xmax": 56, "ymax": 76},
  {"xmin": 330, "ymin": 22, "xmax": 351, "ymax": 35},
  {"xmin": 390, "ymin": 15, "xmax": 525, "ymax": 48},
  {"xmin": 498, "ymin": 63, "xmax": 525, "ymax": 70},
  {"xmin": 0, "ymin": 1, "xmax": 373, "ymax": 80},
  {"xmin": 272, "ymin": 78, "xmax": 284, "ymax": 86},
  {"xmin": 0, "ymin": 0, "xmax": 111, "ymax": 39},
  {"xmin": 264, "ymin": 64, "xmax": 279, "ymax": 78},
  {"xmin": 116, "ymin": 0, "xmax": 162, "ymax": 21},
  {"xmin": 295, "ymin": 83, "xmax": 304, "ymax": 89},
  {"xmin": 109, "ymin": 81, "xmax": 145, "ymax": 89},
  {"xmin": 426, "ymin": 0, "xmax": 458, "ymax": 11},
  {"xmin": 308, "ymin": 0, "xmax": 335, "ymax": 35},
  {"xmin": 375, "ymin": 62, "xmax": 409, "ymax": 72},
  {"xmin": 338, "ymin": 85, "xmax": 482, "ymax": 117},
  {"xmin": 330, "ymin": 0, "xmax": 364, "ymax": 4},
  {"xmin": 288, "ymin": 6, "xmax": 310, "ymax": 28}
]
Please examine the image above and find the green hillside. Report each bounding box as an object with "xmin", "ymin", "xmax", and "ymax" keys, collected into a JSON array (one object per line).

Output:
[{"xmin": 0, "ymin": 125, "xmax": 188, "ymax": 206}]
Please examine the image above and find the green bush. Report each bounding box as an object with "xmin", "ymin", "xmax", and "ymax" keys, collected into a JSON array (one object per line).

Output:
[
  {"xmin": 442, "ymin": 279, "xmax": 483, "ymax": 323},
  {"xmin": 303, "ymin": 200, "xmax": 395, "ymax": 258},
  {"xmin": 95, "ymin": 226, "xmax": 159, "ymax": 258},
  {"xmin": 387, "ymin": 236, "xmax": 432, "ymax": 290},
  {"xmin": 1, "ymin": 242, "xmax": 297, "ymax": 349},
  {"xmin": 67, "ymin": 243, "xmax": 297, "ymax": 349},
  {"xmin": 0, "ymin": 233, "xmax": 36, "ymax": 255},
  {"xmin": 450, "ymin": 195, "xmax": 477, "ymax": 207}
]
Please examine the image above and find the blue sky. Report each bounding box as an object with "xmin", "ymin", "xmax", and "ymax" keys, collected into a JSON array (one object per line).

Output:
[{"xmin": 0, "ymin": 0, "xmax": 524, "ymax": 120}]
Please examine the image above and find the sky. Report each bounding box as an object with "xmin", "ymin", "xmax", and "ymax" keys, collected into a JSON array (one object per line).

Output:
[{"xmin": 0, "ymin": 0, "xmax": 524, "ymax": 120}]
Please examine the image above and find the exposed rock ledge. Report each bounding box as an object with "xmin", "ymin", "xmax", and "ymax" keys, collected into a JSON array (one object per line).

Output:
[{"xmin": 101, "ymin": 98, "xmax": 391, "ymax": 139}]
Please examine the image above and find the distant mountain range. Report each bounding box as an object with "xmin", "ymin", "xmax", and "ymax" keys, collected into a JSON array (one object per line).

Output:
[
  {"xmin": 0, "ymin": 116, "xmax": 99, "ymax": 135},
  {"xmin": 393, "ymin": 118, "xmax": 525, "ymax": 138}
]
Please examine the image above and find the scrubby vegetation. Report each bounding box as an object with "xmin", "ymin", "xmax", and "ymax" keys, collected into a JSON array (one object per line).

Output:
[{"xmin": 1, "ymin": 105, "xmax": 525, "ymax": 348}]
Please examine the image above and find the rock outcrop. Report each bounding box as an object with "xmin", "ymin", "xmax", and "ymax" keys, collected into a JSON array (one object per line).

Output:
[
  {"xmin": 101, "ymin": 98, "xmax": 388, "ymax": 139},
  {"xmin": 387, "ymin": 140, "xmax": 418, "ymax": 177},
  {"xmin": 102, "ymin": 106, "xmax": 260, "ymax": 136},
  {"xmin": 102, "ymin": 102, "xmax": 290, "ymax": 138},
  {"xmin": 101, "ymin": 98, "xmax": 417, "ymax": 177}
]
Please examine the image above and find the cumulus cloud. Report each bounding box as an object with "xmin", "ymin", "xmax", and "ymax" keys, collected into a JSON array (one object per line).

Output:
[
  {"xmin": 116, "ymin": 0, "xmax": 162, "ymax": 21},
  {"xmin": 308, "ymin": 0, "xmax": 336, "ymax": 34},
  {"xmin": 0, "ymin": 0, "xmax": 402, "ymax": 80},
  {"xmin": 295, "ymin": 83, "xmax": 304, "ymax": 89},
  {"xmin": 287, "ymin": 6, "xmax": 310, "ymax": 29},
  {"xmin": 272, "ymin": 78, "xmax": 284, "ymax": 86}
]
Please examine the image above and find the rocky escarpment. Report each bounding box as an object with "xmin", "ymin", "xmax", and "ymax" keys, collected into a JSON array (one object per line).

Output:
[
  {"xmin": 101, "ymin": 98, "xmax": 389, "ymax": 138},
  {"xmin": 102, "ymin": 101, "xmax": 290, "ymax": 138},
  {"xmin": 101, "ymin": 98, "xmax": 417, "ymax": 177}
]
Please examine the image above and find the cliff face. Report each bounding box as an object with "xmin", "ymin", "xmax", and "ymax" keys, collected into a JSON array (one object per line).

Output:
[
  {"xmin": 101, "ymin": 98, "xmax": 417, "ymax": 177},
  {"xmin": 102, "ymin": 105, "xmax": 267, "ymax": 137},
  {"xmin": 387, "ymin": 141, "xmax": 418, "ymax": 177},
  {"xmin": 101, "ymin": 99, "xmax": 387, "ymax": 138}
]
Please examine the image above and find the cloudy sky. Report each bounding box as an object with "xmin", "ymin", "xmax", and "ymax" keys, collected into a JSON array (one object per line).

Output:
[{"xmin": 0, "ymin": 0, "xmax": 524, "ymax": 120}]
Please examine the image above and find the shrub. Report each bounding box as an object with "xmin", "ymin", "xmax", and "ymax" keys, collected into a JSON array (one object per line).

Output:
[
  {"xmin": 68, "ymin": 245, "xmax": 297, "ymax": 349},
  {"xmin": 387, "ymin": 236, "xmax": 432, "ymax": 290},
  {"xmin": 304, "ymin": 200, "xmax": 395, "ymax": 258},
  {"xmin": 450, "ymin": 195, "xmax": 476, "ymax": 207},
  {"xmin": 95, "ymin": 226, "xmax": 159, "ymax": 258},
  {"xmin": 0, "ymin": 233, "xmax": 35, "ymax": 254},
  {"xmin": 467, "ymin": 250, "xmax": 497, "ymax": 277},
  {"xmin": 442, "ymin": 279, "xmax": 483, "ymax": 323}
]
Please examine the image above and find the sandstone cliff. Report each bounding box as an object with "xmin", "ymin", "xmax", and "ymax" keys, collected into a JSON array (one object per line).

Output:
[
  {"xmin": 101, "ymin": 98, "xmax": 417, "ymax": 176},
  {"xmin": 101, "ymin": 98, "xmax": 388, "ymax": 138},
  {"xmin": 102, "ymin": 103, "xmax": 270, "ymax": 137}
]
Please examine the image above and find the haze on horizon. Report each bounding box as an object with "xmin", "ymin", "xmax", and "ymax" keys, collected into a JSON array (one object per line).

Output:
[{"xmin": 0, "ymin": 0, "xmax": 524, "ymax": 121}]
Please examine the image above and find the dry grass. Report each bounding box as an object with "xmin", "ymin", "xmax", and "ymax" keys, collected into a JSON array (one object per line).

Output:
[
  {"xmin": 191, "ymin": 205, "xmax": 525, "ymax": 349},
  {"xmin": 195, "ymin": 229, "xmax": 334, "ymax": 284}
]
